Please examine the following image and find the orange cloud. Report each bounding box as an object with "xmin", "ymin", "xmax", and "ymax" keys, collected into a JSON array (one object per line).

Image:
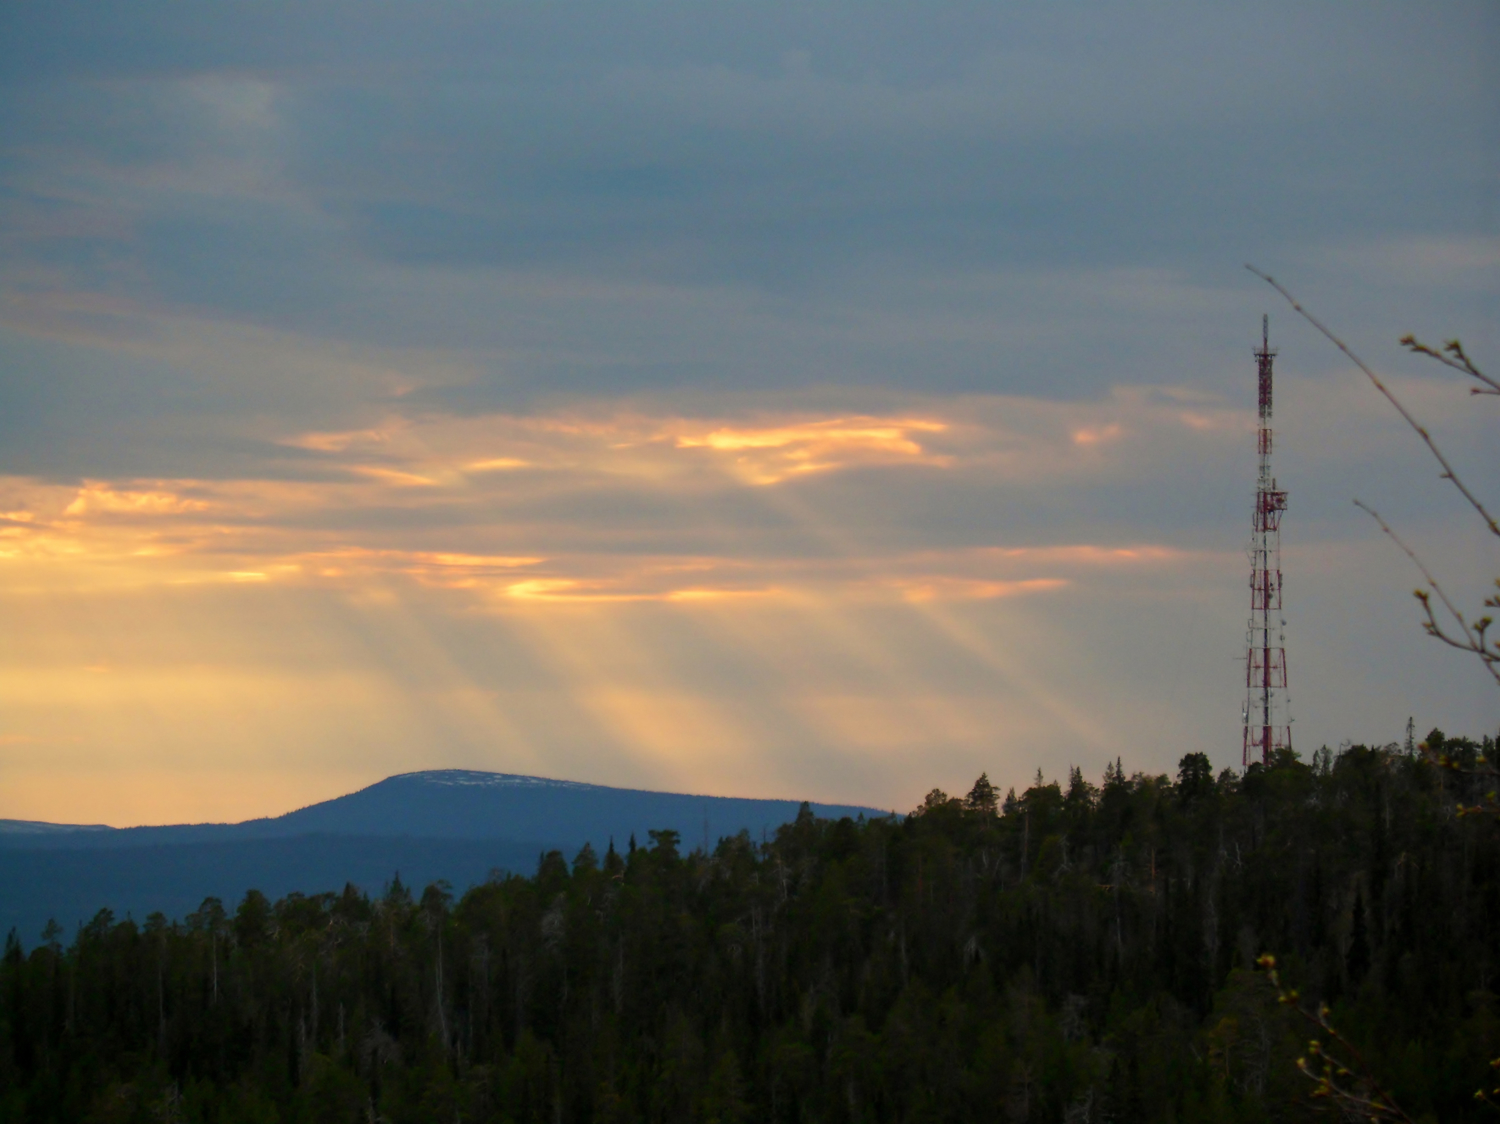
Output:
[
  {"xmin": 350, "ymin": 465, "xmax": 441, "ymax": 487},
  {"xmin": 283, "ymin": 426, "xmax": 399, "ymax": 453},
  {"xmin": 673, "ymin": 416, "xmax": 949, "ymax": 483},
  {"xmin": 1070, "ymin": 422, "xmax": 1122, "ymax": 446},
  {"xmin": 983, "ymin": 544, "xmax": 1197, "ymax": 567},
  {"xmin": 895, "ymin": 577, "xmax": 1069, "ymax": 603},
  {"xmin": 0, "ymin": 392, "xmax": 1243, "ymax": 612},
  {"xmin": 64, "ymin": 483, "xmax": 210, "ymax": 517}
]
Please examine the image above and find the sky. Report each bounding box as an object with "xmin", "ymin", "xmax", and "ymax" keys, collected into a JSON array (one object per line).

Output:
[{"xmin": 0, "ymin": 2, "xmax": 1496, "ymax": 827}]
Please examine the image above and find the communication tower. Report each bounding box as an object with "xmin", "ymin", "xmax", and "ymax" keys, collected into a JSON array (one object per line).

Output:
[{"xmin": 1243, "ymin": 315, "xmax": 1291, "ymax": 766}]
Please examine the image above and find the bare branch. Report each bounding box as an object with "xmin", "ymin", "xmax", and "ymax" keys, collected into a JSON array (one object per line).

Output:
[
  {"xmin": 1354, "ymin": 500, "xmax": 1474, "ymax": 635},
  {"xmin": 1257, "ymin": 956, "xmax": 1416, "ymax": 1122},
  {"xmin": 1353, "ymin": 501, "xmax": 1500, "ymax": 688},
  {"xmin": 1401, "ymin": 335, "xmax": 1500, "ymax": 395},
  {"xmin": 1246, "ymin": 266, "xmax": 1500, "ymax": 538}
]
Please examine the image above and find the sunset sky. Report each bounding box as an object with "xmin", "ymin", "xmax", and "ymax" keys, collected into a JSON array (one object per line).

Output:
[{"xmin": 1, "ymin": 2, "xmax": 1496, "ymax": 826}]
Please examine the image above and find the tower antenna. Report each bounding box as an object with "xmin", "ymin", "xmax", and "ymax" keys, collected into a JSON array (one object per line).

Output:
[{"xmin": 1244, "ymin": 315, "xmax": 1291, "ymax": 766}]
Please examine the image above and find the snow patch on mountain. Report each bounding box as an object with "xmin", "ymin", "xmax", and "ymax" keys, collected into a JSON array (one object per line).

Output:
[{"xmin": 390, "ymin": 770, "xmax": 594, "ymax": 791}]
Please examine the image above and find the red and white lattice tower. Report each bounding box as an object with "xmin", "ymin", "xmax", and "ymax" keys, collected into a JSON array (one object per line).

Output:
[{"xmin": 1244, "ymin": 315, "xmax": 1291, "ymax": 766}]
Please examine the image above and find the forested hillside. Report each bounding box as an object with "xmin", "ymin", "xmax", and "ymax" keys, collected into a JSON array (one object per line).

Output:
[{"xmin": 2, "ymin": 734, "xmax": 1497, "ymax": 1123}]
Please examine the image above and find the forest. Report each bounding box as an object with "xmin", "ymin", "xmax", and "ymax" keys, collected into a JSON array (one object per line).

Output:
[{"xmin": 2, "ymin": 733, "xmax": 1498, "ymax": 1124}]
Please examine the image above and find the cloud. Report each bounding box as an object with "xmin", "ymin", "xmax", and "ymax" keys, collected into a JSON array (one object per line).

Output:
[
  {"xmin": 63, "ymin": 483, "xmax": 210, "ymax": 516},
  {"xmin": 671, "ymin": 416, "xmax": 949, "ymax": 483},
  {"xmin": 0, "ymin": 1, "xmax": 1496, "ymax": 823}
]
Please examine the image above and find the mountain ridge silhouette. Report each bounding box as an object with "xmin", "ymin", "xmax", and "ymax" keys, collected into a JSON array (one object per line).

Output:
[{"xmin": 0, "ymin": 769, "xmax": 889, "ymax": 939}]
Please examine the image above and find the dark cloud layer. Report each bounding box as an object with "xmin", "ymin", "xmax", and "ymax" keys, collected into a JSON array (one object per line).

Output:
[{"xmin": 3, "ymin": 5, "xmax": 1495, "ymax": 385}]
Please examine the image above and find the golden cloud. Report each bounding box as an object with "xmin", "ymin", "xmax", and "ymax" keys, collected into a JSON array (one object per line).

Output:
[
  {"xmin": 0, "ymin": 393, "xmax": 1243, "ymax": 609},
  {"xmin": 894, "ymin": 577, "xmax": 1069, "ymax": 603},
  {"xmin": 672, "ymin": 416, "xmax": 950, "ymax": 483},
  {"xmin": 282, "ymin": 426, "xmax": 399, "ymax": 453},
  {"xmin": 1070, "ymin": 423, "xmax": 1122, "ymax": 446},
  {"xmin": 64, "ymin": 483, "xmax": 211, "ymax": 517},
  {"xmin": 350, "ymin": 465, "xmax": 443, "ymax": 488}
]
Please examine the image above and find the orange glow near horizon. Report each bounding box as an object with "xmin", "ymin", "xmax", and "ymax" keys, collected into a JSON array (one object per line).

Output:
[
  {"xmin": 0, "ymin": 393, "xmax": 1261, "ymax": 825},
  {"xmin": 0, "ymin": 768, "xmax": 380, "ymax": 830}
]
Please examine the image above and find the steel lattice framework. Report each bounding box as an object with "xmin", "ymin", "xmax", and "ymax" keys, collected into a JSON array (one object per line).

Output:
[{"xmin": 1244, "ymin": 315, "xmax": 1291, "ymax": 766}]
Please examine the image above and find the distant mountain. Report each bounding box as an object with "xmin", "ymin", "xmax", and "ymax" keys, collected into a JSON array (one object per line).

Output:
[
  {"xmin": 0, "ymin": 769, "xmax": 886, "ymax": 850},
  {"xmin": 0, "ymin": 770, "xmax": 888, "ymax": 940}
]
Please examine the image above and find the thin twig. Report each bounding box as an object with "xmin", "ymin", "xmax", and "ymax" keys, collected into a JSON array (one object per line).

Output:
[
  {"xmin": 1401, "ymin": 336, "xmax": 1500, "ymax": 394},
  {"xmin": 1354, "ymin": 500, "xmax": 1471, "ymax": 638},
  {"xmin": 1353, "ymin": 501, "xmax": 1500, "ymax": 687},
  {"xmin": 1257, "ymin": 956, "xmax": 1416, "ymax": 1122},
  {"xmin": 1246, "ymin": 266, "xmax": 1500, "ymax": 538}
]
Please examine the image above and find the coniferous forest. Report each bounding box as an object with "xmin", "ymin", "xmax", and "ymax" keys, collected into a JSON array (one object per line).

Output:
[{"xmin": 3, "ymin": 734, "xmax": 1499, "ymax": 1123}]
